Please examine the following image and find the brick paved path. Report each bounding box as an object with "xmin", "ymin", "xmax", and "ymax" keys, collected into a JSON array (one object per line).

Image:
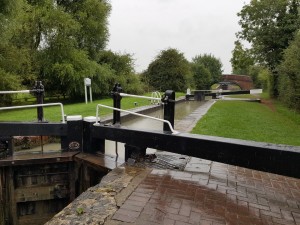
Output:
[{"xmin": 111, "ymin": 159, "xmax": 300, "ymax": 225}]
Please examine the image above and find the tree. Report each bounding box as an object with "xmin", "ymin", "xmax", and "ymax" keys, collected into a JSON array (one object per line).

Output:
[
  {"xmin": 98, "ymin": 50, "xmax": 143, "ymax": 94},
  {"xmin": 237, "ymin": 0, "xmax": 300, "ymax": 97},
  {"xmin": 0, "ymin": 0, "xmax": 33, "ymax": 104},
  {"xmin": 278, "ymin": 32, "xmax": 300, "ymax": 111},
  {"xmin": 98, "ymin": 51, "xmax": 134, "ymax": 76},
  {"xmin": 0, "ymin": 69, "xmax": 22, "ymax": 106},
  {"xmin": 192, "ymin": 54, "xmax": 223, "ymax": 85},
  {"xmin": 191, "ymin": 64, "xmax": 211, "ymax": 90},
  {"xmin": 230, "ymin": 40, "xmax": 254, "ymax": 74},
  {"xmin": 0, "ymin": 0, "xmax": 111, "ymax": 98},
  {"xmin": 257, "ymin": 67, "xmax": 271, "ymax": 92},
  {"xmin": 248, "ymin": 65, "xmax": 270, "ymax": 89},
  {"xmin": 145, "ymin": 48, "xmax": 190, "ymax": 91},
  {"xmin": 57, "ymin": 0, "xmax": 111, "ymax": 61}
]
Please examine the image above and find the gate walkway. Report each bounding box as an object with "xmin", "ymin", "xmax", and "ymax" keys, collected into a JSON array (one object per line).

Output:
[
  {"xmin": 112, "ymin": 161, "xmax": 300, "ymax": 225},
  {"xmin": 46, "ymin": 101, "xmax": 300, "ymax": 225}
]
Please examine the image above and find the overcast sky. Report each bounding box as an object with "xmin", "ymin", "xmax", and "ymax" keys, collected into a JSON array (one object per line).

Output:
[{"xmin": 107, "ymin": 0, "xmax": 250, "ymax": 74}]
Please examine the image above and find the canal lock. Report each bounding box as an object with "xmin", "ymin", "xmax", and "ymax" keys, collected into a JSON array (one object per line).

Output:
[{"xmin": 0, "ymin": 99, "xmax": 204, "ymax": 225}]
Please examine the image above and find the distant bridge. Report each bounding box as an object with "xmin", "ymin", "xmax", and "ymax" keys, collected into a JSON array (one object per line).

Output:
[{"xmin": 221, "ymin": 74, "xmax": 253, "ymax": 90}]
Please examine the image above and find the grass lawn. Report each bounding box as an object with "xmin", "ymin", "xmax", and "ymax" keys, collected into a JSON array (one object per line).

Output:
[
  {"xmin": 191, "ymin": 100, "xmax": 300, "ymax": 146},
  {"xmin": 0, "ymin": 92, "xmax": 185, "ymax": 122}
]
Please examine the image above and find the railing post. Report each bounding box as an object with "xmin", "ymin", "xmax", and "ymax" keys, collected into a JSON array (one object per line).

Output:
[
  {"xmin": 61, "ymin": 116, "xmax": 83, "ymax": 152},
  {"xmin": 111, "ymin": 83, "xmax": 123, "ymax": 124},
  {"xmin": 83, "ymin": 116, "xmax": 105, "ymax": 154},
  {"xmin": 125, "ymin": 144, "xmax": 146, "ymax": 162},
  {"xmin": 194, "ymin": 91, "xmax": 205, "ymax": 101},
  {"xmin": 31, "ymin": 81, "xmax": 45, "ymax": 122},
  {"xmin": 162, "ymin": 90, "xmax": 175, "ymax": 132},
  {"xmin": 0, "ymin": 136, "xmax": 13, "ymax": 158}
]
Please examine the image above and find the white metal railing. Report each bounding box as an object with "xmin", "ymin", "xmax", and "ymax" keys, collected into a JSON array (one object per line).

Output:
[
  {"xmin": 151, "ymin": 91, "xmax": 162, "ymax": 104},
  {"xmin": 0, "ymin": 90, "xmax": 31, "ymax": 94},
  {"xmin": 250, "ymin": 89, "xmax": 263, "ymax": 94},
  {"xmin": 0, "ymin": 103, "xmax": 66, "ymax": 123},
  {"xmin": 120, "ymin": 93, "xmax": 161, "ymax": 102},
  {"xmin": 95, "ymin": 104, "xmax": 178, "ymax": 134}
]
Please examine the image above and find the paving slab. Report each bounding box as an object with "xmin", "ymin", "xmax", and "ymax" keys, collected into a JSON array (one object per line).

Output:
[{"xmin": 107, "ymin": 160, "xmax": 300, "ymax": 225}]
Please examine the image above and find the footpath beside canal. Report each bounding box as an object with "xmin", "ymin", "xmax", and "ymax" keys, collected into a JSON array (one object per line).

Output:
[{"xmin": 46, "ymin": 100, "xmax": 300, "ymax": 225}]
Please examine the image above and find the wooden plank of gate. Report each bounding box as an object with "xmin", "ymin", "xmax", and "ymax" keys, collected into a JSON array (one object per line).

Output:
[
  {"xmin": 74, "ymin": 152, "xmax": 124, "ymax": 172},
  {"xmin": 0, "ymin": 151, "xmax": 79, "ymax": 167}
]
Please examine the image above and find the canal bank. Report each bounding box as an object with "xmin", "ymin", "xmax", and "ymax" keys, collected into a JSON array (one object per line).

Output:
[{"xmin": 46, "ymin": 100, "xmax": 300, "ymax": 225}]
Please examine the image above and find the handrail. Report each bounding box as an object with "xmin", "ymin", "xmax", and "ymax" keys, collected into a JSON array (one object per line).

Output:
[
  {"xmin": 0, "ymin": 90, "xmax": 31, "ymax": 94},
  {"xmin": 0, "ymin": 103, "xmax": 66, "ymax": 123},
  {"xmin": 151, "ymin": 91, "xmax": 161, "ymax": 104},
  {"xmin": 95, "ymin": 104, "xmax": 178, "ymax": 134},
  {"xmin": 120, "ymin": 93, "xmax": 161, "ymax": 101}
]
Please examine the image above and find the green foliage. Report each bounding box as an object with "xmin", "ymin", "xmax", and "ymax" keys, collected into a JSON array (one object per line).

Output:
[
  {"xmin": 237, "ymin": 0, "xmax": 300, "ymax": 97},
  {"xmin": 139, "ymin": 71, "xmax": 152, "ymax": 92},
  {"xmin": 122, "ymin": 73, "xmax": 144, "ymax": 95},
  {"xmin": 98, "ymin": 51, "xmax": 144, "ymax": 94},
  {"xmin": 192, "ymin": 54, "xmax": 223, "ymax": 84},
  {"xmin": 191, "ymin": 64, "xmax": 211, "ymax": 90},
  {"xmin": 98, "ymin": 51, "xmax": 133, "ymax": 76},
  {"xmin": 230, "ymin": 40, "xmax": 254, "ymax": 74},
  {"xmin": 247, "ymin": 65, "xmax": 271, "ymax": 89},
  {"xmin": 145, "ymin": 48, "xmax": 190, "ymax": 92},
  {"xmin": 39, "ymin": 46, "xmax": 108, "ymax": 97},
  {"xmin": 76, "ymin": 207, "xmax": 84, "ymax": 215},
  {"xmin": 192, "ymin": 101, "xmax": 300, "ymax": 146},
  {"xmin": 257, "ymin": 67, "xmax": 271, "ymax": 92},
  {"xmin": 0, "ymin": 0, "xmax": 34, "ymax": 88},
  {"xmin": 57, "ymin": 0, "xmax": 111, "ymax": 60},
  {"xmin": 0, "ymin": 69, "xmax": 23, "ymax": 106},
  {"xmin": 0, "ymin": 0, "xmax": 111, "ymax": 99},
  {"xmin": 278, "ymin": 32, "xmax": 300, "ymax": 111}
]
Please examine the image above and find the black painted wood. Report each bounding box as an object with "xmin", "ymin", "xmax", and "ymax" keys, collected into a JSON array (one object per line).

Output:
[
  {"xmin": 92, "ymin": 125, "xmax": 300, "ymax": 178},
  {"xmin": 0, "ymin": 122, "xmax": 67, "ymax": 136}
]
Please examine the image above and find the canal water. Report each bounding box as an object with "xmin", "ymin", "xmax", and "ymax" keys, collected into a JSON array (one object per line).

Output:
[{"xmin": 105, "ymin": 100, "xmax": 205, "ymax": 160}]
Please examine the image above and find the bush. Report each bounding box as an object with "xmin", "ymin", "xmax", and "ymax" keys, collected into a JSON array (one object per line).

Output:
[
  {"xmin": 0, "ymin": 69, "xmax": 23, "ymax": 106},
  {"xmin": 278, "ymin": 32, "xmax": 300, "ymax": 111}
]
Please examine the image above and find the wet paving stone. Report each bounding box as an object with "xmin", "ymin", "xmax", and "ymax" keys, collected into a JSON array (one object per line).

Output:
[{"xmin": 108, "ymin": 156, "xmax": 300, "ymax": 225}]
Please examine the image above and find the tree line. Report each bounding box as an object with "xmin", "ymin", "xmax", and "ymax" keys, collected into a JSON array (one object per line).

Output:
[
  {"xmin": 231, "ymin": 0, "xmax": 300, "ymax": 111},
  {"xmin": 0, "ymin": 0, "xmax": 223, "ymax": 106},
  {"xmin": 141, "ymin": 49, "xmax": 222, "ymax": 92}
]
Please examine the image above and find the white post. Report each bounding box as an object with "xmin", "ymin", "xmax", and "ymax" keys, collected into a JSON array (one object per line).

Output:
[
  {"xmin": 84, "ymin": 85, "xmax": 88, "ymax": 104},
  {"xmin": 187, "ymin": 88, "xmax": 191, "ymax": 95},
  {"xmin": 84, "ymin": 78, "xmax": 92, "ymax": 104},
  {"xmin": 89, "ymin": 86, "xmax": 93, "ymax": 103}
]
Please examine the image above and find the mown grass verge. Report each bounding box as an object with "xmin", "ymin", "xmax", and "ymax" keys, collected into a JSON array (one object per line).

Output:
[{"xmin": 191, "ymin": 100, "xmax": 300, "ymax": 146}]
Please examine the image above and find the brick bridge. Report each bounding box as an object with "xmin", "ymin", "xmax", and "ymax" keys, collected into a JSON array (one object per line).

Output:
[{"xmin": 221, "ymin": 74, "xmax": 253, "ymax": 90}]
